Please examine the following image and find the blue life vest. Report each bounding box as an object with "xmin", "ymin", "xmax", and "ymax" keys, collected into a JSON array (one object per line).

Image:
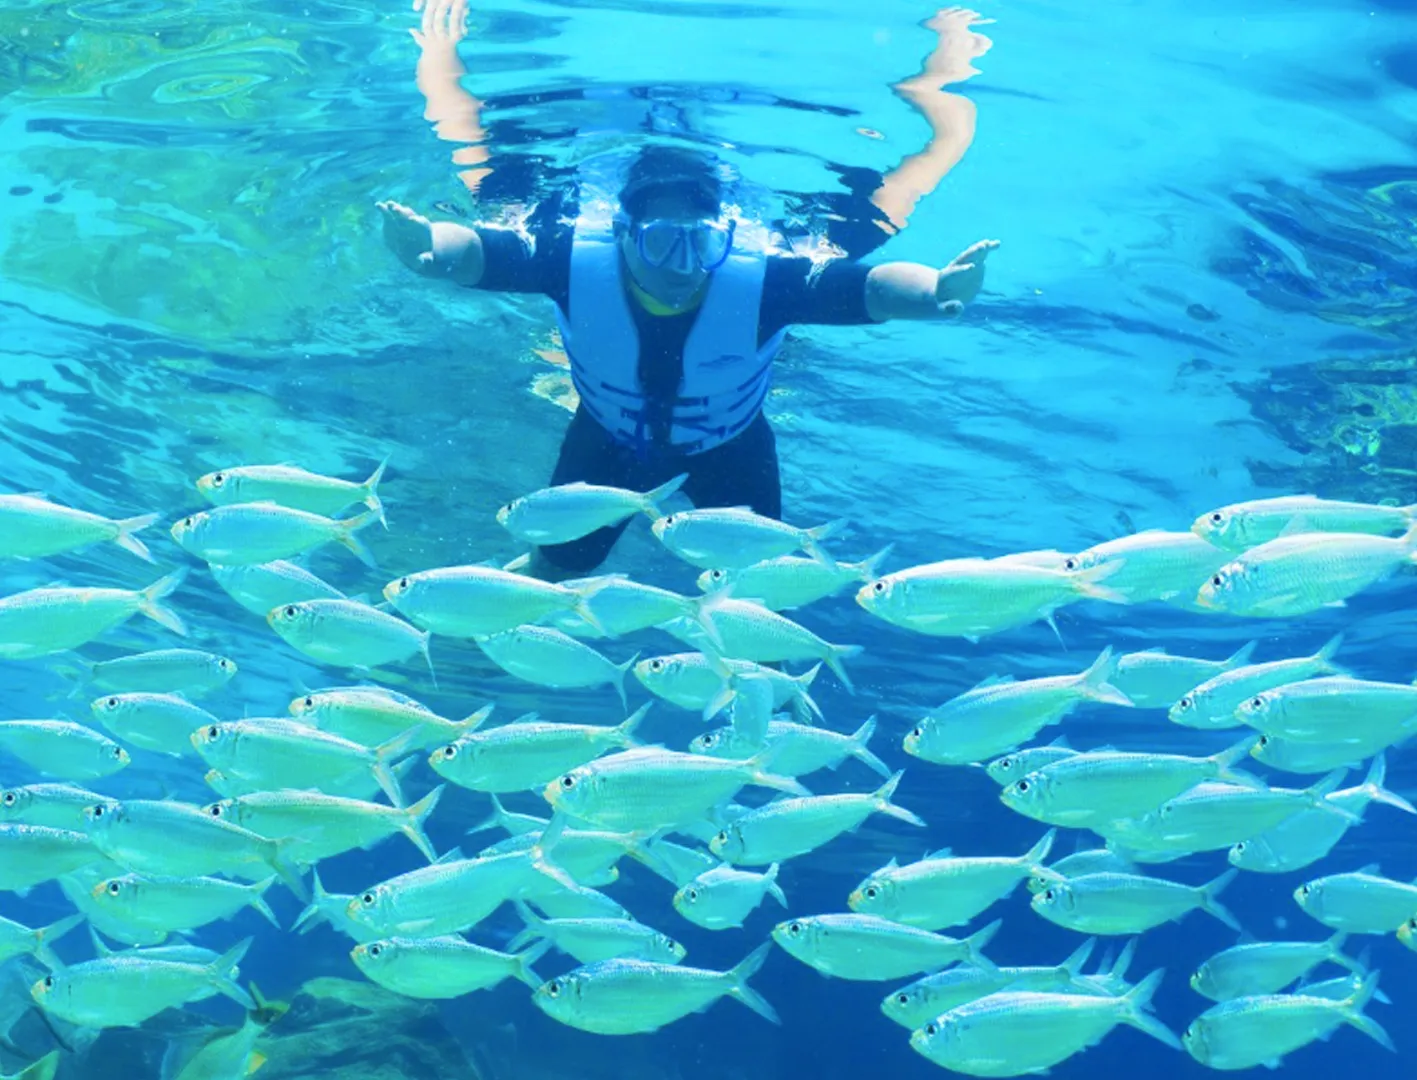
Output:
[{"xmin": 554, "ymin": 186, "xmax": 786, "ymax": 456}]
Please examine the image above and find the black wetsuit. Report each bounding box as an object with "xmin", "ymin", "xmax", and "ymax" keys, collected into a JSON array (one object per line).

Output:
[{"xmin": 471, "ymin": 187, "xmax": 887, "ymax": 572}]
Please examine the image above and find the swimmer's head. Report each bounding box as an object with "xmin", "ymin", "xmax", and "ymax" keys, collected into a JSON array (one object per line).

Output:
[{"xmin": 615, "ymin": 146, "xmax": 734, "ymax": 311}]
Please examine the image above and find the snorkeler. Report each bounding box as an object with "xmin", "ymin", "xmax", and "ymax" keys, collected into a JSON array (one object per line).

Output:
[{"xmin": 379, "ymin": 3, "xmax": 999, "ymax": 577}]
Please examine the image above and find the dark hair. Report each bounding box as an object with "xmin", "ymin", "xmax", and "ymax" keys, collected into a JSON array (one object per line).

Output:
[{"xmin": 618, "ymin": 145, "xmax": 723, "ymax": 221}]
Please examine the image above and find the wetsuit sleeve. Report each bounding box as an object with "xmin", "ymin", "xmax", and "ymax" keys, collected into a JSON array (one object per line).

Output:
[
  {"xmin": 468, "ymin": 195, "xmax": 572, "ymax": 307},
  {"xmin": 758, "ymin": 255, "xmax": 875, "ymax": 339}
]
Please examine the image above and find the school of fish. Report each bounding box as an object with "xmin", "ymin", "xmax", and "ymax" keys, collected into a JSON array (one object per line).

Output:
[{"xmin": 1, "ymin": 472, "xmax": 1415, "ymax": 1076}]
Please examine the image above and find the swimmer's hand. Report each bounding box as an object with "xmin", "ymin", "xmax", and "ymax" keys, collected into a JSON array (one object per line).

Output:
[
  {"xmin": 864, "ymin": 238, "xmax": 999, "ymax": 322},
  {"xmin": 935, "ymin": 238, "xmax": 999, "ymax": 315},
  {"xmin": 376, "ymin": 200, "xmax": 484, "ymax": 285}
]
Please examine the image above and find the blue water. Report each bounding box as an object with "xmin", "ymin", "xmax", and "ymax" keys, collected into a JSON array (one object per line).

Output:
[{"xmin": 4, "ymin": 0, "xmax": 1417, "ymax": 1076}]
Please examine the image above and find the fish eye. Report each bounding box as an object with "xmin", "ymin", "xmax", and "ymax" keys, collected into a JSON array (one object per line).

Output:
[
  {"xmin": 664, "ymin": 515, "xmax": 675, "ymax": 526},
  {"xmin": 206, "ymin": 725, "xmax": 219, "ymax": 739},
  {"xmin": 872, "ymin": 581, "xmax": 886, "ymax": 594},
  {"xmin": 1064, "ymin": 557, "xmax": 1080, "ymax": 571},
  {"xmin": 1178, "ymin": 696, "xmax": 1192, "ymax": 709},
  {"xmin": 1234, "ymin": 841, "xmax": 1247, "ymax": 852},
  {"xmin": 105, "ymin": 697, "xmax": 118, "ymax": 708},
  {"xmin": 1248, "ymin": 697, "xmax": 1263, "ymax": 709},
  {"xmin": 925, "ymin": 1022, "xmax": 938, "ymax": 1036},
  {"xmin": 90, "ymin": 804, "xmax": 105, "ymax": 818},
  {"xmin": 398, "ymin": 577, "xmax": 410, "ymax": 590},
  {"xmin": 1257, "ymin": 735, "xmax": 1269, "ymax": 747},
  {"xmin": 684, "ymin": 888, "xmax": 698, "ymax": 902},
  {"xmin": 1016, "ymin": 780, "xmax": 1030, "ymax": 794},
  {"xmin": 368, "ymin": 944, "xmax": 382, "ymax": 958},
  {"xmin": 43, "ymin": 976, "xmax": 53, "ymax": 990},
  {"xmin": 703, "ymin": 734, "xmax": 717, "ymax": 748},
  {"xmin": 111, "ymin": 745, "xmax": 124, "ymax": 758},
  {"xmin": 1, "ymin": 792, "xmax": 14, "ymax": 806},
  {"xmin": 864, "ymin": 885, "xmax": 878, "ymax": 900},
  {"xmin": 208, "ymin": 804, "xmax": 224, "ymax": 817},
  {"xmin": 219, "ymin": 658, "xmax": 235, "ymax": 671},
  {"xmin": 559, "ymin": 775, "xmax": 576, "ymax": 789},
  {"xmin": 895, "ymin": 993, "xmax": 910, "ymax": 1006},
  {"xmin": 998, "ymin": 756, "xmax": 1014, "ymax": 769},
  {"xmin": 1299, "ymin": 884, "xmax": 1311, "ymax": 896},
  {"xmin": 281, "ymin": 605, "xmax": 298, "ymax": 618},
  {"xmin": 547, "ymin": 980, "xmax": 561, "ymax": 997},
  {"xmin": 361, "ymin": 892, "xmax": 376, "ymax": 906},
  {"xmin": 106, "ymin": 881, "xmax": 121, "ymax": 895},
  {"xmin": 711, "ymin": 570, "xmax": 725, "ymax": 582},
  {"xmin": 1210, "ymin": 574, "xmax": 1223, "ymax": 587},
  {"xmin": 182, "ymin": 516, "xmax": 194, "ymax": 528},
  {"xmin": 1043, "ymin": 889, "xmax": 1056, "ymax": 901},
  {"xmin": 441, "ymin": 746, "xmax": 457, "ymax": 759},
  {"xmin": 787, "ymin": 921, "xmax": 802, "ymax": 935},
  {"xmin": 1210, "ymin": 511, "xmax": 1223, "ymax": 524},
  {"xmin": 302, "ymin": 696, "xmax": 315, "ymax": 709},
  {"xmin": 714, "ymin": 830, "xmax": 728, "ymax": 844},
  {"xmin": 649, "ymin": 659, "xmax": 664, "ymax": 672}
]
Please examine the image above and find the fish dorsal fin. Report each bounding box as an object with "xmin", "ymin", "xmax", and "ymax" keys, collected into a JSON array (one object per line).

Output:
[
  {"xmin": 970, "ymin": 674, "xmax": 1015, "ymax": 691},
  {"xmin": 434, "ymin": 848, "xmax": 465, "ymax": 865},
  {"xmin": 1236, "ymin": 930, "xmax": 1258, "ymax": 946},
  {"xmin": 1358, "ymin": 862, "xmax": 1381, "ymax": 876},
  {"xmin": 925, "ymin": 848, "xmax": 953, "ymax": 860},
  {"xmin": 1276, "ymin": 515, "xmax": 1318, "ymax": 540}
]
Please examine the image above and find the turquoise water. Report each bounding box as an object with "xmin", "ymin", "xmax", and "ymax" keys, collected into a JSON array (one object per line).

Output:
[{"xmin": 3, "ymin": 0, "xmax": 1417, "ymax": 1076}]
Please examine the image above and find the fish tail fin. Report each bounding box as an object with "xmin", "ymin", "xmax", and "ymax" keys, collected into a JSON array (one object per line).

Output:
[
  {"xmin": 1059, "ymin": 937, "xmax": 1097, "ymax": 982},
  {"xmin": 371, "ymin": 726, "xmax": 425, "ymax": 807},
  {"xmin": 962, "ymin": 919, "xmax": 1002, "ymax": 974},
  {"xmin": 248, "ymin": 876, "xmax": 282, "ymax": 929},
  {"xmin": 332, "ymin": 509, "xmax": 380, "ymax": 569},
  {"xmin": 725, "ymin": 942, "xmax": 780, "ymax": 1024},
  {"xmin": 415, "ymin": 629, "xmax": 436, "ymax": 687},
  {"xmin": 801, "ymin": 519, "xmax": 847, "ymax": 569},
  {"xmin": 1308, "ymin": 770, "xmax": 1362, "ymax": 821},
  {"xmin": 400, "ymin": 785, "xmax": 444, "ymax": 862},
  {"xmin": 508, "ymin": 900, "xmax": 550, "ymax": 952},
  {"xmin": 850, "ymin": 543, "xmax": 895, "ymax": 583},
  {"xmin": 138, "ymin": 569, "xmax": 189, "ymax": 636},
  {"xmin": 791, "ymin": 663, "xmax": 825, "ymax": 724},
  {"xmin": 267, "ymin": 838, "xmax": 309, "ymax": 902},
  {"xmin": 452, "ymin": 704, "xmax": 494, "ymax": 737},
  {"xmin": 1357, "ymin": 752, "xmax": 1416, "ymax": 814},
  {"xmin": 763, "ymin": 862, "xmax": 788, "ymax": 907},
  {"xmin": 10, "ymin": 1051, "xmax": 60, "ymax": 1080},
  {"xmin": 824, "ymin": 644, "xmax": 863, "ymax": 693},
  {"xmin": 1074, "ymin": 563, "xmax": 1131, "ymax": 605},
  {"xmin": 1120, "ymin": 969, "xmax": 1182, "ymax": 1048},
  {"xmin": 1211, "ymin": 735, "xmax": 1264, "ymax": 786},
  {"xmin": 362, "ymin": 457, "xmax": 390, "ymax": 529},
  {"xmin": 849, "ymin": 715, "xmax": 892, "ymax": 778},
  {"xmin": 30, "ymin": 913, "xmax": 84, "ymax": 970},
  {"xmin": 529, "ymin": 813, "xmax": 588, "ymax": 895},
  {"xmin": 1341, "ymin": 973, "xmax": 1396, "ymax": 1051},
  {"xmin": 1200, "ymin": 869, "xmax": 1241, "ymax": 931},
  {"xmin": 1315, "ymin": 632, "xmax": 1348, "ymax": 674},
  {"xmin": 639, "ymin": 473, "xmax": 689, "ymax": 517},
  {"xmin": 512, "ymin": 938, "xmax": 552, "ymax": 989},
  {"xmin": 1023, "ymin": 828, "xmax": 1057, "ymax": 868},
  {"xmin": 113, "ymin": 512, "xmax": 159, "ymax": 562},
  {"xmin": 1108, "ymin": 938, "xmax": 1140, "ymax": 983},
  {"xmin": 748, "ymin": 761, "xmax": 811, "ymax": 798},
  {"xmin": 1222, "ymin": 640, "xmax": 1258, "ymax": 669},
  {"xmin": 1078, "ymin": 646, "xmax": 1132, "ymax": 706},
  {"xmin": 871, "ymin": 770, "xmax": 925, "ymax": 826},
  {"xmin": 611, "ymin": 652, "xmax": 639, "ymax": 712},
  {"xmin": 207, "ymin": 938, "xmax": 257, "ymax": 1010},
  {"xmin": 465, "ymin": 794, "xmax": 525, "ymax": 837},
  {"xmin": 616, "ymin": 701, "xmax": 652, "ymax": 747},
  {"xmin": 1326, "ymin": 931, "xmax": 1365, "ymax": 974},
  {"xmin": 292, "ymin": 867, "xmax": 332, "ymax": 934}
]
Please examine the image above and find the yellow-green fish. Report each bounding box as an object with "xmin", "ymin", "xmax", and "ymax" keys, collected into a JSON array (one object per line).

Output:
[
  {"xmin": 985, "ymin": 740, "xmax": 1077, "ymax": 786},
  {"xmin": 1189, "ymin": 931, "xmax": 1362, "ymax": 1001},
  {"xmin": 80, "ymin": 648, "xmax": 236, "ymax": 697},
  {"xmin": 91, "ymin": 873, "xmax": 280, "ymax": 933},
  {"xmin": 708, "ymin": 771, "xmax": 925, "ymax": 865},
  {"xmin": 848, "ymin": 831, "xmax": 1055, "ymax": 930},
  {"xmin": 1108, "ymin": 642, "xmax": 1256, "ymax": 709},
  {"xmin": 1193, "ymin": 494, "xmax": 1416, "ymax": 552},
  {"xmin": 773, "ymin": 914, "xmax": 999, "ymax": 981},
  {"xmin": 0, "ymin": 720, "xmax": 130, "ymax": 781},
  {"xmin": 1183, "ymin": 973, "xmax": 1392, "ymax": 1070},
  {"xmin": 855, "ymin": 555, "xmax": 1122, "ymax": 641},
  {"xmin": 170, "ymin": 503, "xmax": 380, "ymax": 567},
  {"xmin": 652, "ymin": 508, "xmax": 844, "ymax": 570},
  {"xmin": 209, "ymin": 559, "xmax": 345, "ymax": 618},
  {"xmin": 474, "ymin": 626, "xmax": 636, "ymax": 707},
  {"xmin": 545, "ymin": 747, "xmax": 807, "ymax": 833},
  {"xmin": 497, "ymin": 474, "xmax": 686, "ymax": 545},
  {"xmin": 207, "ymin": 787, "xmax": 443, "ymax": 864},
  {"xmin": 672, "ymin": 863, "xmax": 786, "ymax": 930},
  {"xmin": 1032, "ymin": 870, "xmax": 1240, "ymax": 934},
  {"xmin": 532, "ymin": 943, "xmax": 778, "ymax": 1034},
  {"xmin": 1294, "ymin": 865, "xmax": 1417, "ymax": 933},
  {"xmin": 0, "ymin": 494, "xmax": 158, "ymax": 562},
  {"xmin": 267, "ymin": 599, "xmax": 433, "ymax": 676},
  {"xmin": 197, "ymin": 460, "xmax": 388, "ymax": 522},
  {"xmin": 31, "ymin": 938, "xmax": 254, "ymax": 1028},
  {"xmin": 1065, "ymin": 530, "xmax": 1232, "ymax": 605},
  {"xmin": 0, "ymin": 913, "xmax": 83, "ymax": 970},
  {"xmin": 695, "ymin": 546, "xmax": 893, "ymax": 611},
  {"xmin": 910, "ymin": 971, "xmax": 1179, "ymax": 1076},
  {"xmin": 290, "ymin": 686, "xmax": 485, "ymax": 748},
  {"xmin": 904, "ymin": 648, "xmax": 1131, "ymax": 766},
  {"xmin": 291, "ymin": 867, "xmax": 380, "ymax": 943},
  {"xmin": 632, "ymin": 652, "xmax": 822, "ymax": 721},
  {"xmin": 550, "ymin": 576, "xmax": 720, "ymax": 640},
  {"xmin": 90, "ymin": 692, "xmax": 214, "ymax": 758},
  {"xmin": 1250, "ymin": 729, "xmax": 1397, "ymax": 775},
  {"xmin": 383, "ymin": 565, "xmax": 611, "ymax": 638},
  {"xmin": 1168, "ymin": 634, "xmax": 1344, "ymax": 730},
  {"xmin": 666, "ymin": 598, "xmax": 861, "ymax": 690},
  {"xmin": 430, "ymin": 705, "xmax": 647, "ymax": 793},
  {"xmin": 691, "ymin": 715, "xmax": 889, "ymax": 779},
  {"xmin": 1236, "ymin": 676, "xmax": 1417, "ymax": 742},
  {"xmin": 510, "ymin": 901, "xmax": 685, "ymax": 964},
  {"xmin": 0, "ymin": 570, "xmax": 186, "ymax": 659},
  {"xmin": 351, "ymin": 935, "xmax": 546, "ymax": 998},
  {"xmin": 1196, "ymin": 527, "xmax": 1417, "ymax": 617}
]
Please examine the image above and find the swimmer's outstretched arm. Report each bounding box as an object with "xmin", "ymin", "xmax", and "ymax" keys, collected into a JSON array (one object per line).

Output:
[
  {"xmin": 864, "ymin": 238, "xmax": 999, "ymax": 320},
  {"xmin": 376, "ymin": 201, "xmax": 485, "ymax": 287},
  {"xmin": 412, "ymin": 0, "xmax": 493, "ymax": 194}
]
